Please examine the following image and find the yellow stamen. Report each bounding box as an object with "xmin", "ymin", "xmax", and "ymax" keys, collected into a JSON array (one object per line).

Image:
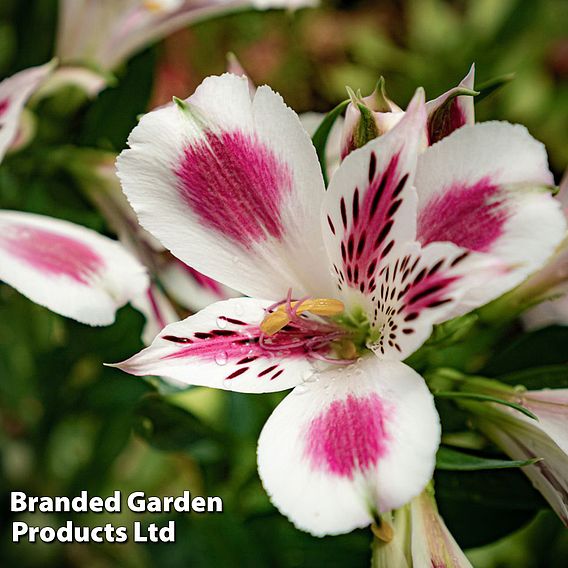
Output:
[{"xmin": 260, "ymin": 298, "xmax": 345, "ymax": 336}]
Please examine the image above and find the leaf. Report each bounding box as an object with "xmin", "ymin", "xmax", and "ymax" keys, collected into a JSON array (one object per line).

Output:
[
  {"xmin": 435, "ymin": 468, "xmax": 546, "ymax": 548},
  {"xmin": 311, "ymin": 99, "xmax": 349, "ymax": 185},
  {"xmin": 133, "ymin": 393, "xmax": 219, "ymax": 452},
  {"xmin": 436, "ymin": 446, "xmax": 539, "ymax": 471},
  {"xmin": 482, "ymin": 326, "xmax": 568, "ymax": 376},
  {"xmin": 498, "ymin": 365, "xmax": 568, "ymax": 390},
  {"xmin": 475, "ymin": 73, "xmax": 515, "ymax": 102},
  {"xmin": 434, "ymin": 391, "xmax": 538, "ymax": 420}
]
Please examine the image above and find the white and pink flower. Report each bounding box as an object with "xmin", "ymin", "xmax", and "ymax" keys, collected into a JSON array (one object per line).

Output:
[
  {"xmin": 0, "ymin": 67, "xmax": 149, "ymax": 326},
  {"xmin": 109, "ymin": 72, "xmax": 564, "ymax": 535}
]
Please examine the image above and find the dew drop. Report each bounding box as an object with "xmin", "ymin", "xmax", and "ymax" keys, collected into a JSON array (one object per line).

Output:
[
  {"xmin": 294, "ymin": 384, "xmax": 308, "ymax": 395},
  {"xmin": 215, "ymin": 351, "xmax": 228, "ymax": 366},
  {"xmin": 216, "ymin": 317, "xmax": 228, "ymax": 329}
]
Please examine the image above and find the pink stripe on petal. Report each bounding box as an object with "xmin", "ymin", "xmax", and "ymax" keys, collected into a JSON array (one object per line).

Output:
[
  {"xmin": 176, "ymin": 130, "xmax": 292, "ymax": 247},
  {"xmin": 1, "ymin": 224, "xmax": 103, "ymax": 284},
  {"xmin": 418, "ymin": 177, "xmax": 507, "ymax": 252},
  {"xmin": 304, "ymin": 394, "xmax": 390, "ymax": 478},
  {"xmin": 0, "ymin": 98, "xmax": 9, "ymax": 117}
]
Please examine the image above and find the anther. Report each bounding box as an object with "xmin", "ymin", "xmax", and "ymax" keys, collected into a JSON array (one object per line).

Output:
[{"xmin": 260, "ymin": 298, "xmax": 345, "ymax": 336}]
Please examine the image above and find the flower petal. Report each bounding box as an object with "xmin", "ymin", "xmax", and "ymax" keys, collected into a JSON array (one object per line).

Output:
[
  {"xmin": 415, "ymin": 122, "xmax": 566, "ymax": 305},
  {"xmin": 321, "ymin": 89, "xmax": 426, "ymax": 308},
  {"xmin": 425, "ymin": 64, "xmax": 475, "ymax": 144},
  {"xmin": 257, "ymin": 357, "xmax": 440, "ymax": 536},
  {"xmin": 0, "ymin": 62, "xmax": 54, "ymax": 161},
  {"xmin": 0, "ymin": 210, "xmax": 148, "ymax": 325},
  {"xmin": 113, "ymin": 298, "xmax": 322, "ymax": 393},
  {"xmin": 118, "ymin": 73, "xmax": 332, "ymax": 300},
  {"xmin": 368, "ymin": 240, "xmax": 502, "ymax": 360}
]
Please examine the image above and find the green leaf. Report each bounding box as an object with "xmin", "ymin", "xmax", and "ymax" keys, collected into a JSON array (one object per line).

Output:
[
  {"xmin": 482, "ymin": 326, "xmax": 568, "ymax": 375},
  {"xmin": 436, "ymin": 446, "xmax": 539, "ymax": 471},
  {"xmin": 475, "ymin": 73, "xmax": 515, "ymax": 102},
  {"xmin": 311, "ymin": 99, "xmax": 349, "ymax": 185},
  {"xmin": 498, "ymin": 365, "xmax": 568, "ymax": 390},
  {"xmin": 435, "ymin": 468, "xmax": 546, "ymax": 548},
  {"xmin": 434, "ymin": 391, "xmax": 538, "ymax": 420}
]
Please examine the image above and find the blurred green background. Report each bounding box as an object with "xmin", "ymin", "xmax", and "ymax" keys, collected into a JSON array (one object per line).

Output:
[{"xmin": 0, "ymin": 0, "xmax": 567, "ymax": 566}]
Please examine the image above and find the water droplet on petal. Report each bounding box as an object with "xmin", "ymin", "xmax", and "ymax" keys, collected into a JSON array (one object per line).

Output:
[
  {"xmin": 216, "ymin": 317, "xmax": 228, "ymax": 329},
  {"xmin": 294, "ymin": 384, "xmax": 308, "ymax": 396},
  {"xmin": 215, "ymin": 351, "xmax": 228, "ymax": 366}
]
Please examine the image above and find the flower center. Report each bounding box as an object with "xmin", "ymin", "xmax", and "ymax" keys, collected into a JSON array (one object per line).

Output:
[{"xmin": 259, "ymin": 293, "xmax": 370, "ymax": 364}]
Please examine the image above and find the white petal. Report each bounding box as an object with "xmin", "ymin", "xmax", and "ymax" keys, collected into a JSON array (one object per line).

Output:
[
  {"xmin": 368, "ymin": 240, "xmax": 502, "ymax": 360},
  {"xmin": 0, "ymin": 62, "xmax": 54, "ymax": 161},
  {"xmin": 321, "ymin": 89, "xmax": 426, "ymax": 309},
  {"xmin": 257, "ymin": 357, "xmax": 440, "ymax": 536},
  {"xmin": 0, "ymin": 210, "xmax": 148, "ymax": 325},
  {"xmin": 113, "ymin": 298, "xmax": 322, "ymax": 393},
  {"xmin": 415, "ymin": 122, "xmax": 566, "ymax": 305},
  {"xmin": 118, "ymin": 73, "xmax": 332, "ymax": 301}
]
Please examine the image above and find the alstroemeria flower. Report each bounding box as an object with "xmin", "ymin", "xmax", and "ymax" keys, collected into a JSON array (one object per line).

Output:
[
  {"xmin": 0, "ymin": 211, "xmax": 148, "ymax": 325},
  {"xmin": 340, "ymin": 65, "xmax": 476, "ymax": 159},
  {"xmin": 0, "ymin": 62, "xmax": 54, "ymax": 161},
  {"xmin": 56, "ymin": 0, "xmax": 316, "ymax": 72},
  {"xmin": 0, "ymin": 67, "xmax": 148, "ymax": 326},
  {"xmin": 469, "ymin": 388, "xmax": 568, "ymax": 526},
  {"xmin": 113, "ymin": 74, "xmax": 564, "ymax": 535}
]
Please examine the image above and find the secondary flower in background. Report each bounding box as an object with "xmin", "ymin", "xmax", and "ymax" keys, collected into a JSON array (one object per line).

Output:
[
  {"xmin": 0, "ymin": 66, "xmax": 149, "ymax": 326},
  {"xmin": 340, "ymin": 65, "xmax": 476, "ymax": 159},
  {"xmin": 0, "ymin": 61, "xmax": 54, "ymax": 161},
  {"xmin": 55, "ymin": 0, "xmax": 317, "ymax": 72},
  {"xmin": 0, "ymin": 211, "xmax": 148, "ymax": 325},
  {"xmin": 114, "ymin": 72, "xmax": 564, "ymax": 535},
  {"xmin": 467, "ymin": 385, "xmax": 568, "ymax": 526}
]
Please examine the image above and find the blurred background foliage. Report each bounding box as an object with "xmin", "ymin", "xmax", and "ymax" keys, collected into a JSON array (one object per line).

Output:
[{"xmin": 0, "ymin": 0, "xmax": 567, "ymax": 566}]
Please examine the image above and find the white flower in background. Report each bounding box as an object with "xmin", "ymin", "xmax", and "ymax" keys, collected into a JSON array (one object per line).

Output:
[
  {"xmin": 0, "ymin": 61, "xmax": 54, "ymax": 161},
  {"xmin": 470, "ymin": 387, "xmax": 568, "ymax": 526},
  {"xmin": 112, "ymin": 73, "xmax": 564, "ymax": 535},
  {"xmin": 340, "ymin": 65, "xmax": 476, "ymax": 159},
  {"xmin": 56, "ymin": 0, "xmax": 317, "ymax": 72},
  {"xmin": 0, "ymin": 67, "xmax": 149, "ymax": 326}
]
